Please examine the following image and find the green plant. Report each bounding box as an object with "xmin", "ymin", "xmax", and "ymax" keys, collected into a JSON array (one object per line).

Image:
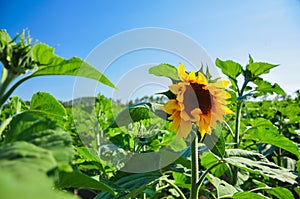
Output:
[
  {"xmin": 1, "ymin": 29, "xmax": 299, "ymax": 199},
  {"xmin": 107, "ymin": 58, "xmax": 299, "ymax": 199},
  {"xmin": 0, "ymin": 30, "xmax": 116, "ymax": 198}
]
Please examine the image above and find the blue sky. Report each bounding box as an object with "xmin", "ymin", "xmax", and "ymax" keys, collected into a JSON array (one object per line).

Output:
[{"xmin": 1, "ymin": 0, "xmax": 300, "ymax": 101}]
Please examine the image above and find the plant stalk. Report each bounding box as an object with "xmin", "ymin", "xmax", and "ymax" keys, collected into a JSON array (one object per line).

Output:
[
  {"xmin": 190, "ymin": 131, "xmax": 199, "ymax": 199},
  {"xmin": 163, "ymin": 178, "xmax": 187, "ymax": 199},
  {"xmin": 0, "ymin": 70, "xmax": 17, "ymax": 107},
  {"xmin": 234, "ymin": 101, "xmax": 242, "ymax": 148},
  {"xmin": 196, "ymin": 160, "xmax": 224, "ymax": 193},
  {"xmin": 232, "ymin": 79, "xmax": 247, "ymax": 185}
]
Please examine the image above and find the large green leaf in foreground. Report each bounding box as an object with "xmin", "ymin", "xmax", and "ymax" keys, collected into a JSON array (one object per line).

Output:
[
  {"xmin": 32, "ymin": 43, "xmax": 115, "ymax": 88},
  {"xmin": 0, "ymin": 141, "xmax": 57, "ymax": 172},
  {"xmin": 29, "ymin": 92, "xmax": 67, "ymax": 124},
  {"xmin": 0, "ymin": 142, "xmax": 77, "ymax": 199},
  {"xmin": 4, "ymin": 92, "xmax": 73, "ymax": 164}
]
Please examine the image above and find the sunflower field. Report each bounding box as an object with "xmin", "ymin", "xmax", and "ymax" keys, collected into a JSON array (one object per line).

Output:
[{"xmin": 0, "ymin": 30, "xmax": 299, "ymax": 199}]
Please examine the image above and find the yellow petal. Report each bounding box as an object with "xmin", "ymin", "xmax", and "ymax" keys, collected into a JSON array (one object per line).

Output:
[
  {"xmin": 225, "ymin": 91, "xmax": 231, "ymax": 99},
  {"xmin": 188, "ymin": 70, "xmax": 196, "ymax": 81},
  {"xmin": 190, "ymin": 108, "xmax": 201, "ymax": 122},
  {"xmin": 162, "ymin": 99, "xmax": 180, "ymax": 114},
  {"xmin": 210, "ymin": 118, "xmax": 217, "ymax": 129},
  {"xmin": 178, "ymin": 63, "xmax": 188, "ymax": 81},
  {"xmin": 212, "ymin": 111, "xmax": 223, "ymax": 122},
  {"xmin": 170, "ymin": 119, "xmax": 180, "ymax": 131},
  {"xmin": 168, "ymin": 110, "xmax": 180, "ymax": 120},
  {"xmin": 176, "ymin": 120, "xmax": 192, "ymax": 139},
  {"xmin": 176, "ymin": 85, "xmax": 186, "ymax": 102},
  {"xmin": 196, "ymin": 72, "xmax": 208, "ymax": 85},
  {"xmin": 198, "ymin": 119, "xmax": 207, "ymax": 140},
  {"xmin": 180, "ymin": 110, "xmax": 191, "ymax": 121},
  {"xmin": 212, "ymin": 80, "xmax": 230, "ymax": 88},
  {"xmin": 169, "ymin": 84, "xmax": 181, "ymax": 94},
  {"xmin": 225, "ymin": 107, "xmax": 234, "ymax": 114}
]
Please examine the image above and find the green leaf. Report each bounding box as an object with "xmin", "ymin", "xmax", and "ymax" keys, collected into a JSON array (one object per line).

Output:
[
  {"xmin": 297, "ymin": 160, "xmax": 300, "ymax": 173},
  {"xmin": 233, "ymin": 192, "xmax": 268, "ymax": 199},
  {"xmin": 207, "ymin": 173, "xmax": 238, "ymax": 198},
  {"xmin": 204, "ymin": 123, "xmax": 225, "ymax": 157},
  {"xmin": 108, "ymin": 102, "xmax": 166, "ymax": 128},
  {"xmin": 294, "ymin": 187, "xmax": 300, "ymax": 198},
  {"xmin": 224, "ymin": 155, "xmax": 299, "ymax": 184},
  {"xmin": 0, "ymin": 116, "xmax": 12, "ymax": 137},
  {"xmin": 244, "ymin": 118, "xmax": 300, "ymax": 158},
  {"xmin": 32, "ymin": 43, "xmax": 115, "ymax": 88},
  {"xmin": 246, "ymin": 61, "xmax": 278, "ymax": 77},
  {"xmin": 0, "ymin": 140, "xmax": 77, "ymax": 199},
  {"xmin": 95, "ymin": 171, "xmax": 162, "ymax": 199},
  {"xmin": 75, "ymin": 147, "xmax": 102, "ymax": 162},
  {"xmin": 0, "ymin": 167, "xmax": 78, "ymax": 199},
  {"xmin": 0, "ymin": 29, "xmax": 12, "ymax": 45},
  {"xmin": 172, "ymin": 172, "xmax": 190, "ymax": 189},
  {"xmin": 0, "ymin": 141, "xmax": 57, "ymax": 172},
  {"xmin": 57, "ymin": 170, "xmax": 117, "ymax": 196},
  {"xmin": 4, "ymin": 112, "xmax": 73, "ymax": 164},
  {"xmin": 215, "ymin": 58, "xmax": 242, "ymax": 79},
  {"xmin": 162, "ymin": 150, "xmax": 191, "ymax": 169},
  {"xmin": 226, "ymin": 149, "xmax": 269, "ymax": 162},
  {"xmin": 265, "ymin": 187, "xmax": 294, "ymax": 199},
  {"xmin": 29, "ymin": 92, "xmax": 67, "ymax": 126},
  {"xmin": 148, "ymin": 63, "xmax": 179, "ymax": 81},
  {"xmin": 249, "ymin": 54, "xmax": 254, "ymax": 64},
  {"xmin": 236, "ymin": 169, "xmax": 250, "ymax": 186},
  {"xmin": 157, "ymin": 90, "xmax": 176, "ymax": 100},
  {"xmin": 253, "ymin": 78, "xmax": 286, "ymax": 96},
  {"xmin": 200, "ymin": 152, "xmax": 228, "ymax": 177}
]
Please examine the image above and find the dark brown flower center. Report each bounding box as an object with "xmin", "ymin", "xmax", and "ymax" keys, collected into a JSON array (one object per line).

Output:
[{"xmin": 183, "ymin": 83, "xmax": 212, "ymax": 115}]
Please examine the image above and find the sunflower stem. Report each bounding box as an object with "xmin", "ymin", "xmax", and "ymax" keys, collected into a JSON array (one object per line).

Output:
[
  {"xmin": 0, "ymin": 69, "xmax": 18, "ymax": 108},
  {"xmin": 190, "ymin": 131, "xmax": 199, "ymax": 199},
  {"xmin": 232, "ymin": 79, "xmax": 247, "ymax": 185},
  {"xmin": 234, "ymin": 101, "xmax": 242, "ymax": 148}
]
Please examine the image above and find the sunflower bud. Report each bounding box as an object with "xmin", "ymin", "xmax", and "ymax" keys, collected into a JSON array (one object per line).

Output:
[{"xmin": 0, "ymin": 30, "xmax": 35, "ymax": 75}]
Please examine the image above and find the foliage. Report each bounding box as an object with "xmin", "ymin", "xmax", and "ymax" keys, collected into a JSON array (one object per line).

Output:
[{"xmin": 1, "ymin": 29, "xmax": 299, "ymax": 199}]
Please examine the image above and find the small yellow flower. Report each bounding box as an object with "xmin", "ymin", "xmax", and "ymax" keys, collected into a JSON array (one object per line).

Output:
[{"xmin": 162, "ymin": 63, "xmax": 233, "ymax": 139}]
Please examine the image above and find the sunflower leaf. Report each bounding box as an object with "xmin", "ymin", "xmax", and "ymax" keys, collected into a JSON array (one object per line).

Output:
[
  {"xmin": 253, "ymin": 78, "xmax": 286, "ymax": 96},
  {"xmin": 200, "ymin": 152, "xmax": 228, "ymax": 177},
  {"xmin": 243, "ymin": 118, "xmax": 300, "ymax": 158},
  {"xmin": 224, "ymin": 155, "xmax": 299, "ymax": 184},
  {"xmin": 207, "ymin": 173, "xmax": 238, "ymax": 198},
  {"xmin": 108, "ymin": 102, "xmax": 167, "ymax": 128},
  {"xmin": 204, "ymin": 123, "xmax": 225, "ymax": 157},
  {"xmin": 32, "ymin": 43, "xmax": 115, "ymax": 88},
  {"xmin": 246, "ymin": 61, "xmax": 278, "ymax": 77},
  {"xmin": 148, "ymin": 63, "xmax": 179, "ymax": 81},
  {"xmin": 265, "ymin": 187, "xmax": 294, "ymax": 199},
  {"xmin": 232, "ymin": 192, "xmax": 268, "ymax": 199},
  {"xmin": 57, "ymin": 169, "xmax": 117, "ymax": 195},
  {"xmin": 215, "ymin": 58, "xmax": 242, "ymax": 79},
  {"xmin": 29, "ymin": 92, "xmax": 67, "ymax": 126}
]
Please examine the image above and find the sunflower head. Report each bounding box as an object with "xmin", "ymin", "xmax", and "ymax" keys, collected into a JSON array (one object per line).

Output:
[{"xmin": 162, "ymin": 63, "xmax": 233, "ymax": 140}]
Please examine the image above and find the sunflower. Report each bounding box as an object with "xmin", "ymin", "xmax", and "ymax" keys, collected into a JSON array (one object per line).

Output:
[{"xmin": 162, "ymin": 63, "xmax": 233, "ymax": 139}]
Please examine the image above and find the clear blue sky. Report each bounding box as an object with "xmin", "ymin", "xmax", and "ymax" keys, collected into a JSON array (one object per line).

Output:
[{"xmin": 1, "ymin": 0, "xmax": 300, "ymax": 101}]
